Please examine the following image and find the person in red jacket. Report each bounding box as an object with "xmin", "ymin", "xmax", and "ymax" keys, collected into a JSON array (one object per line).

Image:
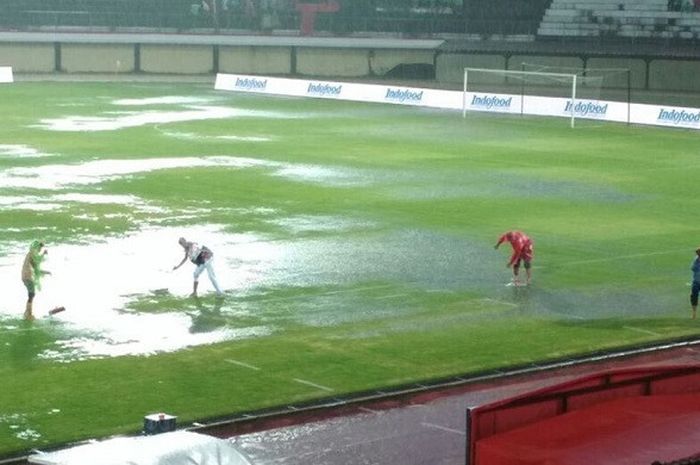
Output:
[{"xmin": 495, "ymin": 231, "xmax": 534, "ymax": 286}]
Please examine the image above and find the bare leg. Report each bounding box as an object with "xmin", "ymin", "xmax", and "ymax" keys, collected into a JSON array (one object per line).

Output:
[
  {"xmin": 24, "ymin": 300, "xmax": 34, "ymax": 321},
  {"xmin": 192, "ymin": 280, "xmax": 199, "ymax": 297}
]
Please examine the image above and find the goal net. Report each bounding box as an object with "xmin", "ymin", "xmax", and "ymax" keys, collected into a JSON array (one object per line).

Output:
[
  {"xmin": 520, "ymin": 63, "xmax": 632, "ymax": 105},
  {"xmin": 462, "ymin": 66, "xmax": 628, "ymax": 127}
]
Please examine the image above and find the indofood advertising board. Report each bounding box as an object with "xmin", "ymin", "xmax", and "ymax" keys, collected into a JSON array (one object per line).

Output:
[
  {"xmin": 214, "ymin": 73, "xmax": 459, "ymax": 109},
  {"xmin": 215, "ymin": 73, "xmax": 700, "ymax": 130},
  {"xmin": 636, "ymin": 105, "xmax": 700, "ymax": 129}
]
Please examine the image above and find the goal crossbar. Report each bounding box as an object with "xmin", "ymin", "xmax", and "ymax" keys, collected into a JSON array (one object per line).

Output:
[
  {"xmin": 463, "ymin": 68, "xmax": 578, "ymax": 128},
  {"xmin": 464, "ymin": 68, "xmax": 577, "ymax": 79}
]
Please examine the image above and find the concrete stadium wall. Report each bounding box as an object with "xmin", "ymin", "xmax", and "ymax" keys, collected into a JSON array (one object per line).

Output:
[
  {"xmin": 586, "ymin": 57, "xmax": 647, "ymax": 89},
  {"xmin": 648, "ymin": 59, "xmax": 700, "ymax": 93},
  {"xmin": 0, "ymin": 36, "xmax": 699, "ymax": 95},
  {"xmin": 0, "ymin": 41, "xmax": 405, "ymax": 77},
  {"xmin": 219, "ymin": 46, "xmax": 291, "ymax": 75},
  {"xmin": 295, "ymin": 48, "xmax": 434, "ymax": 77},
  {"xmin": 436, "ymin": 53, "xmax": 506, "ymax": 84},
  {"xmin": 61, "ymin": 44, "xmax": 134, "ymax": 73},
  {"xmin": 296, "ymin": 48, "xmax": 370, "ymax": 77},
  {"xmin": 435, "ymin": 53, "xmax": 700, "ymax": 94},
  {"xmin": 0, "ymin": 43, "xmax": 54, "ymax": 72},
  {"xmin": 507, "ymin": 55, "xmax": 585, "ymax": 72},
  {"xmin": 140, "ymin": 45, "xmax": 213, "ymax": 74},
  {"xmin": 369, "ymin": 49, "xmax": 434, "ymax": 76}
]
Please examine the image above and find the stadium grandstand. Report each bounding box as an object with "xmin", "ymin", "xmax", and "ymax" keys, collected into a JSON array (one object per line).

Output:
[
  {"xmin": 2, "ymin": 2, "xmax": 700, "ymax": 465},
  {"xmin": 1, "ymin": 0, "xmax": 699, "ymax": 93},
  {"xmin": 1, "ymin": 0, "xmax": 699, "ymax": 41}
]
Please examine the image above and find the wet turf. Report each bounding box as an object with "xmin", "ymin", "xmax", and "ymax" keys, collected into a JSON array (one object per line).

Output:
[{"xmin": 0, "ymin": 81, "xmax": 699, "ymax": 455}]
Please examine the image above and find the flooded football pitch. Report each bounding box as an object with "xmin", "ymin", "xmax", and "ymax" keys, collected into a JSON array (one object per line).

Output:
[{"xmin": 0, "ymin": 87, "xmax": 689, "ymax": 364}]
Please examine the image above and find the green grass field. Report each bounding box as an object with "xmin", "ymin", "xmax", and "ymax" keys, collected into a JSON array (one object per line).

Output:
[{"xmin": 1, "ymin": 80, "xmax": 699, "ymax": 457}]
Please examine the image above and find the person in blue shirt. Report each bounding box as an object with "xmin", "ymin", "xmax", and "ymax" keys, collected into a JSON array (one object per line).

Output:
[{"xmin": 691, "ymin": 248, "xmax": 700, "ymax": 319}]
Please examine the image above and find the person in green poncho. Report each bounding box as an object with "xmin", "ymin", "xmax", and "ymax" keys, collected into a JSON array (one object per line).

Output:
[{"xmin": 21, "ymin": 240, "xmax": 51, "ymax": 321}]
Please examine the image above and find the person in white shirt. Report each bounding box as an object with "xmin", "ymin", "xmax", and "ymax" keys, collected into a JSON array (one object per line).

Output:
[{"xmin": 173, "ymin": 237, "xmax": 223, "ymax": 296}]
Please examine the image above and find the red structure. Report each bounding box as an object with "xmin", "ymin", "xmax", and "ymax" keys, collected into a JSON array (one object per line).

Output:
[
  {"xmin": 466, "ymin": 365, "xmax": 700, "ymax": 465},
  {"xmin": 295, "ymin": 1, "xmax": 340, "ymax": 36}
]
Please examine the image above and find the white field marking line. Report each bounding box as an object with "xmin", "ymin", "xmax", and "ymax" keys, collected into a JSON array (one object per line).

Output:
[
  {"xmin": 623, "ymin": 326, "xmax": 661, "ymax": 337},
  {"xmin": 426, "ymin": 288, "xmax": 455, "ymax": 294},
  {"xmin": 479, "ymin": 297, "xmax": 518, "ymax": 308},
  {"xmin": 0, "ymin": 327, "xmax": 37, "ymax": 334},
  {"xmin": 373, "ymin": 293, "xmax": 409, "ymax": 300},
  {"xmin": 420, "ymin": 422, "xmax": 465, "ymax": 436},
  {"xmin": 320, "ymin": 284, "xmax": 395, "ymax": 296},
  {"xmin": 224, "ymin": 359, "xmax": 261, "ymax": 371},
  {"xmin": 246, "ymin": 284, "xmax": 395, "ymax": 304},
  {"xmin": 538, "ymin": 248, "xmax": 688, "ymax": 269},
  {"xmin": 292, "ymin": 378, "xmax": 334, "ymax": 392}
]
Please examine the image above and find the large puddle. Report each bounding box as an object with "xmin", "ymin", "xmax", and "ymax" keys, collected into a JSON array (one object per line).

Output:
[
  {"xmin": 0, "ymin": 220, "xmax": 510, "ymax": 363},
  {"xmin": 0, "ymin": 144, "xmax": 53, "ymax": 159},
  {"xmin": 0, "ymin": 155, "xmax": 370, "ymax": 191},
  {"xmin": 36, "ymin": 95, "xmax": 306, "ymax": 132},
  {"xmin": 0, "ymin": 225, "xmax": 272, "ymax": 362},
  {"xmin": 4, "ymin": 212, "xmax": 670, "ymax": 363}
]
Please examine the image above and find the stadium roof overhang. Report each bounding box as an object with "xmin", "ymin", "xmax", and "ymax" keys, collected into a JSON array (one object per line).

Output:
[{"xmin": 0, "ymin": 31, "xmax": 445, "ymax": 50}]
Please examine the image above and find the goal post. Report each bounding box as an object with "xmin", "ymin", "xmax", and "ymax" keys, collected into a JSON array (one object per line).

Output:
[{"xmin": 463, "ymin": 68, "xmax": 579, "ymax": 128}]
